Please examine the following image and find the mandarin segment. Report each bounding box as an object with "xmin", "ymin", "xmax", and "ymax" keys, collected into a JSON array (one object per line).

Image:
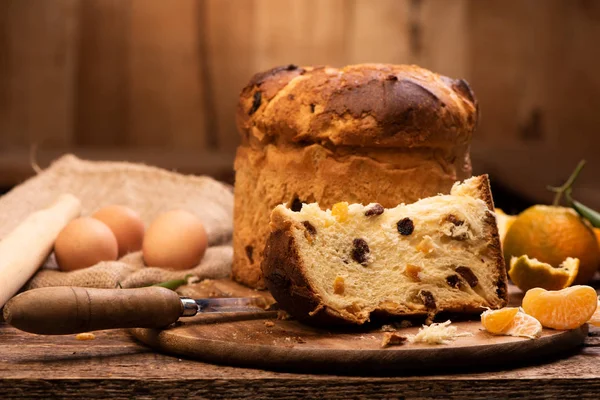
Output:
[
  {"xmin": 481, "ymin": 308, "xmax": 542, "ymax": 339},
  {"xmin": 504, "ymin": 311, "xmax": 543, "ymax": 339},
  {"xmin": 588, "ymin": 298, "xmax": 600, "ymax": 327},
  {"xmin": 481, "ymin": 307, "xmax": 519, "ymax": 334},
  {"xmin": 522, "ymin": 286, "xmax": 598, "ymax": 330}
]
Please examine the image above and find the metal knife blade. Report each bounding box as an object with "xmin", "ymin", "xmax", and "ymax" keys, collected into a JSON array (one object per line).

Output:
[{"xmin": 181, "ymin": 296, "xmax": 279, "ymax": 316}]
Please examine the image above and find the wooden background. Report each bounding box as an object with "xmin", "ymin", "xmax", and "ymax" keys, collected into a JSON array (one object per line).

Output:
[{"xmin": 1, "ymin": 0, "xmax": 599, "ymax": 209}]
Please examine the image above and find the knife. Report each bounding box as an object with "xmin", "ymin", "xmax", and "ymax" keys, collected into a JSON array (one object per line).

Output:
[{"xmin": 2, "ymin": 286, "xmax": 278, "ymax": 335}]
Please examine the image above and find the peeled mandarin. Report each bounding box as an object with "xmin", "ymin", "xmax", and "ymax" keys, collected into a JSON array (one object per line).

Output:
[
  {"xmin": 508, "ymin": 255, "xmax": 579, "ymax": 292},
  {"xmin": 503, "ymin": 311, "xmax": 543, "ymax": 339},
  {"xmin": 142, "ymin": 210, "xmax": 208, "ymax": 270},
  {"xmin": 55, "ymin": 217, "xmax": 119, "ymax": 271},
  {"xmin": 522, "ymin": 286, "xmax": 598, "ymax": 330},
  {"xmin": 481, "ymin": 307, "xmax": 542, "ymax": 339},
  {"xmin": 92, "ymin": 205, "xmax": 145, "ymax": 257}
]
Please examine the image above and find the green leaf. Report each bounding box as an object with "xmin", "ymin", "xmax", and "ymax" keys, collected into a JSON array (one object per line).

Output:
[{"xmin": 566, "ymin": 191, "xmax": 600, "ymax": 228}]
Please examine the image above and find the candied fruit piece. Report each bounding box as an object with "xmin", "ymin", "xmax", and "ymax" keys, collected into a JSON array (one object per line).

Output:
[
  {"xmin": 333, "ymin": 276, "xmax": 345, "ymax": 295},
  {"xmin": 416, "ymin": 235, "xmax": 437, "ymax": 254},
  {"xmin": 332, "ymin": 202, "xmax": 349, "ymax": 222},
  {"xmin": 404, "ymin": 264, "xmax": 422, "ymax": 282}
]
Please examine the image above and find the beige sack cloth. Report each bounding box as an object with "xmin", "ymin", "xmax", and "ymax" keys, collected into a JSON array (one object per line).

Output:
[{"xmin": 0, "ymin": 155, "xmax": 234, "ymax": 289}]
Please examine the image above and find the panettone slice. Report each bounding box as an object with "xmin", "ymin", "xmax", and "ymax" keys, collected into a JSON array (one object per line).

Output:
[{"xmin": 262, "ymin": 175, "xmax": 507, "ymax": 325}]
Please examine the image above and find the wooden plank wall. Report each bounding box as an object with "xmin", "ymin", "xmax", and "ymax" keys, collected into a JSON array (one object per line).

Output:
[{"xmin": 0, "ymin": 0, "xmax": 599, "ymax": 206}]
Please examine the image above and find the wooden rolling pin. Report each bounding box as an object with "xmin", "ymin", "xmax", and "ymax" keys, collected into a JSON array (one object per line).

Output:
[{"xmin": 0, "ymin": 194, "xmax": 82, "ymax": 308}]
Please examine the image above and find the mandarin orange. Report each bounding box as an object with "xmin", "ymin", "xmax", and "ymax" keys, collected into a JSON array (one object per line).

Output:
[
  {"xmin": 503, "ymin": 206, "xmax": 600, "ymax": 285},
  {"xmin": 522, "ymin": 286, "xmax": 598, "ymax": 330}
]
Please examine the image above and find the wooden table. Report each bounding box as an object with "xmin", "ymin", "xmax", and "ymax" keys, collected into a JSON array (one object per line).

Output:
[{"xmin": 1, "ymin": 321, "xmax": 599, "ymax": 399}]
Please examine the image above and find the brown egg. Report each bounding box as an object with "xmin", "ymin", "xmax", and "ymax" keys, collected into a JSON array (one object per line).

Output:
[
  {"xmin": 92, "ymin": 205, "xmax": 145, "ymax": 257},
  {"xmin": 142, "ymin": 210, "xmax": 208, "ymax": 270},
  {"xmin": 55, "ymin": 217, "xmax": 119, "ymax": 272}
]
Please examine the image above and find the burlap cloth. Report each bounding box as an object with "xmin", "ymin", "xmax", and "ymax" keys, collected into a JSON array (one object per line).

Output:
[{"xmin": 0, "ymin": 155, "xmax": 234, "ymax": 289}]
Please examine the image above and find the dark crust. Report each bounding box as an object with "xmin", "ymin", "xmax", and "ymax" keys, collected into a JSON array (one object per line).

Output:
[
  {"xmin": 237, "ymin": 64, "xmax": 478, "ymax": 148},
  {"xmin": 262, "ymin": 228, "xmax": 355, "ymax": 326},
  {"xmin": 246, "ymin": 64, "xmax": 304, "ymax": 89},
  {"xmin": 465, "ymin": 175, "xmax": 508, "ymax": 306}
]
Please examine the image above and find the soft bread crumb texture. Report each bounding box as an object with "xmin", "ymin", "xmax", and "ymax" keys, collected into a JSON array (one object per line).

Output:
[{"xmin": 263, "ymin": 175, "xmax": 507, "ymax": 325}]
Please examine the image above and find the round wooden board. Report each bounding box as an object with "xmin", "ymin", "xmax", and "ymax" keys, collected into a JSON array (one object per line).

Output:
[{"xmin": 130, "ymin": 279, "xmax": 588, "ymax": 375}]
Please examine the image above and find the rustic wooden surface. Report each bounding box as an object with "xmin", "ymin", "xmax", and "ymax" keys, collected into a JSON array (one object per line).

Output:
[
  {"xmin": 1, "ymin": 0, "xmax": 599, "ymax": 208},
  {"xmin": 1, "ymin": 322, "xmax": 599, "ymax": 399},
  {"xmin": 130, "ymin": 281, "xmax": 587, "ymax": 374},
  {"xmin": 1, "ymin": 279, "xmax": 600, "ymax": 398}
]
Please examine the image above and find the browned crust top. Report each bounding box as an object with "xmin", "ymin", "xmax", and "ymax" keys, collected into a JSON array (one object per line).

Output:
[{"xmin": 237, "ymin": 64, "xmax": 478, "ymax": 149}]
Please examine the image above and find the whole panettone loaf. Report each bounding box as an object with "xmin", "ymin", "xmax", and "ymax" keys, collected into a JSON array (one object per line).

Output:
[
  {"xmin": 262, "ymin": 175, "xmax": 507, "ymax": 325},
  {"xmin": 233, "ymin": 64, "xmax": 478, "ymax": 289}
]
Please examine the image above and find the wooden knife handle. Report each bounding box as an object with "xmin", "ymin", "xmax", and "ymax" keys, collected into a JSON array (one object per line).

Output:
[{"xmin": 2, "ymin": 286, "xmax": 183, "ymax": 335}]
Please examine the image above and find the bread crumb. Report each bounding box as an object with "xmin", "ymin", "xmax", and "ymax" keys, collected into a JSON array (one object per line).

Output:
[
  {"xmin": 399, "ymin": 320, "xmax": 413, "ymax": 328},
  {"xmin": 380, "ymin": 324, "xmax": 397, "ymax": 332},
  {"xmin": 381, "ymin": 332, "xmax": 407, "ymax": 348},
  {"xmin": 75, "ymin": 332, "xmax": 95, "ymax": 341},
  {"xmin": 264, "ymin": 320, "xmax": 275, "ymax": 328},
  {"xmin": 407, "ymin": 320, "xmax": 472, "ymax": 345},
  {"xmin": 294, "ymin": 336, "xmax": 306, "ymax": 344},
  {"xmin": 277, "ymin": 310, "xmax": 292, "ymax": 320}
]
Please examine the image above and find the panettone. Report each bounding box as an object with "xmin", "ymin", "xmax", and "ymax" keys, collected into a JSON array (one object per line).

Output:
[
  {"xmin": 262, "ymin": 175, "xmax": 507, "ymax": 325},
  {"xmin": 233, "ymin": 64, "xmax": 479, "ymax": 289}
]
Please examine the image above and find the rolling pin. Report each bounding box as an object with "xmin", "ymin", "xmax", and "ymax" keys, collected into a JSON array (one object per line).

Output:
[{"xmin": 0, "ymin": 194, "xmax": 82, "ymax": 308}]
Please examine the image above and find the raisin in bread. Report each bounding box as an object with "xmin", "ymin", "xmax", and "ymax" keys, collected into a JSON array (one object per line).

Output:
[
  {"xmin": 233, "ymin": 63, "xmax": 479, "ymax": 288},
  {"xmin": 262, "ymin": 175, "xmax": 507, "ymax": 325}
]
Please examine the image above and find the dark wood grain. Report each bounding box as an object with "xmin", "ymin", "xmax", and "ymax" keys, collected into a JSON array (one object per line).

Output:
[
  {"xmin": 1, "ymin": 283, "xmax": 599, "ymax": 398},
  {"xmin": 3, "ymin": 279, "xmax": 598, "ymax": 398},
  {"xmin": 128, "ymin": 280, "xmax": 587, "ymax": 374},
  {"xmin": 1, "ymin": 322, "xmax": 599, "ymax": 399}
]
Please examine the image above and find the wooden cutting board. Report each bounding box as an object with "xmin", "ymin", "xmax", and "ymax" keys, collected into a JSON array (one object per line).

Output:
[{"xmin": 130, "ymin": 279, "xmax": 588, "ymax": 374}]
